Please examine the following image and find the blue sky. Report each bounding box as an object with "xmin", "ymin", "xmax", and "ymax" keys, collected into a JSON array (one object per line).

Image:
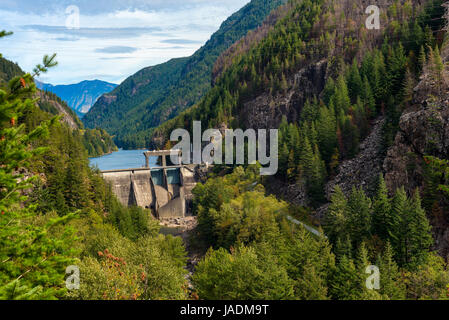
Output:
[{"xmin": 0, "ymin": 0, "xmax": 250, "ymax": 84}]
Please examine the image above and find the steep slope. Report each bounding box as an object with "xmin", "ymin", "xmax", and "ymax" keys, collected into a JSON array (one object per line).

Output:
[
  {"xmin": 83, "ymin": 0, "xmax": 288, "ymax": 149},
  {"xmin": 0, "ymin": 53, "xmax": 185, "ymax": 301},
  {"xmin": 36, "ymin": 90, "xmax": 82, "ymax": 129},
  {"xmin": 0, "ymin": 58, "xmax": 83, "ymax": 130},
  {"xmin": 35, "ymin": 90, "xmax": 118, "ymax": 157},
  {"xmin": 384, "ymin": 43, "xmax": 449, "ymax": 194},
  {"xmin": 154, "ymin": 0, "xmax": 441, "ymax": 137},
  {"xmin": 382, "ymin": 43, "xmax": 449, "ymax": 259},
  {"xmin": 36, "ymin": 79, "xmax": 117, "ymax": 115},
  {"xmin": 0, "ymin": 56, "xmax": 117, "ymax": 157},
  {"xmin": 0, "ymin": 57, "xmax": 22, "ymax": 84},
  {"xmin": 154, "ymin": 0, "xmax": 445, "ymax": 204},
  {"xmin": 154, "ymin": 0, "xmax": 449, "ymax": 263}
]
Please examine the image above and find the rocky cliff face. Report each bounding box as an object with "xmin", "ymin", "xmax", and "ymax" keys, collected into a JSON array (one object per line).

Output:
[
  {"xmin": 384, "ymin": 93, "xmax": 449, "ymax": 196},
  {"xmin": 382, "ymin": 45, "xmax": 449, "ymax": 258},
  {"xmin": 391, "ymin": 105, "xmax": 449, "ymax": 257},
  {"xmin": 326, "ymin": 117, "xmax": 386, "ymax": 199},
  {"xmin": 384, "ymin": 44, "xmax": 449, "ymax": 192},
  {"xmin": 36, "ymin": 80, "xmax": 117, "ymax": 115},
  {"xmin": 36, "ymin": 91, "xmax": 80, "ymax": 129},
  {"xmin": 244, "ymin": 59, "xmax": 327, "ymax": 208},
  {"xmin": 383, "ymin": 95, "xmax": 449, "ymax": 258},
  {"xmin": 240, "ymin": 59, "xmax": 328, "ymax": 130},
  {"xmin": 383, "ymin": 100, "xmax": 449, "ymax": 194}
]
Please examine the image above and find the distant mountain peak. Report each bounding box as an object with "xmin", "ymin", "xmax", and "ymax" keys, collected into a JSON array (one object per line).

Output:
[
  {"xmin": 83, "ymin": 0, "xmax": 288, "ymax": 148},
  {"xmin": 35, "ymin": 79, "xmax": 117, "ymax": 116}
]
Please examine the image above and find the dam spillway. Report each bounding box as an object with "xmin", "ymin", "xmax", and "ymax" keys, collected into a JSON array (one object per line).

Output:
[{"xmin": 100, "ymin": 150, "xmax": 198, "ymax": 219}]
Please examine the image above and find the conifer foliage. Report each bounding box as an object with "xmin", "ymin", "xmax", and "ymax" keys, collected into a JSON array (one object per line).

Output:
[{"xmin": 0, "ymin": 31, "xmax": 77, "ymax": 299}]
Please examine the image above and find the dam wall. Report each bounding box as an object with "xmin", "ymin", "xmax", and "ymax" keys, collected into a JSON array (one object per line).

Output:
[{"xmin": 102, "ymin": 165, "xmax": 198, "ymax": 219}]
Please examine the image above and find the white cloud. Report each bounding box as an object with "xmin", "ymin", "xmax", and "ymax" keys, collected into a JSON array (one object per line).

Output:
[{"xmin": 0, "ymin": 0, "xmax": 250, "ymax": 84}]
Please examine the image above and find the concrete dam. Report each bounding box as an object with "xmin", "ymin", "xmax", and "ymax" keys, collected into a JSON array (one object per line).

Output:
[{"xmin": 101, "ymin": 150, "xmax": 198, "ymax": 219}]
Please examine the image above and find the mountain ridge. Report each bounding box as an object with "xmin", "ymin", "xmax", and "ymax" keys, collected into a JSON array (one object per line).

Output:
[
  {"xmin": 83, "ymin": 0, "xmax": 288, "ymax": 148},
  {"xmin": 36, "ymin": 79, "xmax": 117, "ymax": 116},
  {"xmin": 0, "ymin": 56, "xmax": 118, "ymax": 157}
]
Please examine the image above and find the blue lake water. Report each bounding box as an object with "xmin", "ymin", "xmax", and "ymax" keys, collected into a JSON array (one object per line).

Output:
[{"xmin": 89, "ymin": 149, "xmax": 159, "ymax": 171}]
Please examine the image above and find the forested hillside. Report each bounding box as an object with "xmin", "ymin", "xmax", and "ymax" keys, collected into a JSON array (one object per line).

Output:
[
  {"xmin": 83, "ymin": 0, "xmax": 288, "ymax": 149},
  {"xmin": 0, "ymin": 57, "xmax": 22, "ymax": 84},
  {"xmin": 0, "ymin": 57, "xmax": 118, "ymax": 157},
  {"xmin": 153, "ymin": 0, "xmax": 446, "ymax": 207},
  {"xmin": 3, "ymin": 0, "xmax": 449, "ymax": 301},
  {"xmin": 190, "ymin": 165, "xmax": 447, "ymax": 299},
  {"xmin": 150, "ymin": 0, "xmax": 449, "ymax": 299},
  {"xmin": 37, "ymin": 90, "xmax": 118, "ymax": 157},
  {"xmin": 0, "ymin": 33, "xmax": 189, "ymax": 299}
]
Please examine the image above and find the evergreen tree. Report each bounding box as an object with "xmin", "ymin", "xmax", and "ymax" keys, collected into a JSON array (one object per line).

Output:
[
  {"xmin": 347, "ymin": 59, "xmax": 363, "ymax": 103},
  {"xmin": 308, "ymin": 144, "xmax": 326, "ymax": 204},
  {"xmin": 386, "ymin": 44, "xmax": 407, "ymax": 97},
  {"xmin": 371, "ymin": 50, "xmax": 388, "ymax": 103},
  {"xmin": 332, "ymin": 75, "xmax": 351, "ymax": 114},
  {"xmin": 347, "ymin": 187, "xmax": 372, "ymax": 247},
  {"xmin": 403, "ymin": 67, "xmax": 416, "ymax": 104},
  {"xmin": 361, "ymin": 76, "xmax": 376, "ymax": 117},
  {"xmin": 324, "ymin": 186, "xmax": 348, "ymax": 245},
  {"xmin": 0, "ymin": 37, "xmax": 77, "ymax": 298},
  {"xmin": 333, "ymin": 235, "xmax": 353, "ymax": 260},
  {"xmin": 418, "ymin": 45, "xmax": 426, "ymax": 72},
  {"xmin": 377, "ymin": 242, "xmax": 406, "ymax": 300},
  {"xmin": 355, "ymin": 242, "xmax": 370, "ymax": 274},
  {"xmin": 339, "ymin": 115, "xmax": 359, "ymax": 159},
  {"xmin": 433, "ymin": 46, "xmax": 446, "ymax": 96},
  {"xmin": 284, "ymin": 224, "xmax": 335, "ymax": 300},
  {"xmin": 408, "ymin": 190, "xmax": 433, "ymax": 268},
  {"xmin": 329, "ymin": 255, "xmax": 361, "ymax": 300},
  {"xmin": 372, "ymin": 174, "xmax": 393, "ymax": 241},
  {"xmin": 298, "ymin": 136, "xmax": 314, "ymax": 183},
  {"xmin": 390, "ymin": 187, "xmax": 411, "ymax": 267},
  {"xmin": 316, "ymin": 105, "xmax": 337, "ymax": 163}
]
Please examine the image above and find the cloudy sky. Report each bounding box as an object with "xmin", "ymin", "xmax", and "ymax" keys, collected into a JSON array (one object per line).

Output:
[{"xmin": 0, "ymin": 0, "xmax": 250, "ymax": 85}]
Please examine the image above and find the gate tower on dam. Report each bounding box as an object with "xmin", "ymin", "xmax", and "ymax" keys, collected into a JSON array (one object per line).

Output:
[{"xmin": 101, "ymin": 150, "xmax": 198, "ymax": 219}]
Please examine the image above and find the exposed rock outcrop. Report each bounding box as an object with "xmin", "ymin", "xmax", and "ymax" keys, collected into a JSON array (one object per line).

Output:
[
  {"xmin": 265, "ymin": 176, "xmax": 308, "ymax": 207},
  {"xmin": 36, "ymin": 91, "xmax": 80, "ymax": 129},
  {"xmin": 326, "ymin": 117, "xmax": 386, "ymax": 199},
  {"xmin": 383, "ymin": 103, "xmax": 448, "ymax": 193},
  {"xmin": 383, "ymin": 40, "xmax": 449, "ymax": 194},
  {"xmin": 315, "ymin": 117, "xmax": 385, "ymax": 220},
  {"xmin": 383, "ymin": 45, "xmax": 449, "ymax": 258},
  {"xmin": 383, "ymin": 96, "xmax": 449, "ymax": 258},
  {"xmin": 240, "ymin": 59, "xmax": 328, "ymax": 130}
]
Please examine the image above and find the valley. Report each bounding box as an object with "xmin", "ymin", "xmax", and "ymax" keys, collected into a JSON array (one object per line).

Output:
[{"xmin": 2, "ymin": 0, "xmax": 449, "ymax": 303}]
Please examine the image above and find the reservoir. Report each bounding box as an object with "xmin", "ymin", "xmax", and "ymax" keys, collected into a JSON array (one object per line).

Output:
[{"xmin": 89, "ymin": 149, "xmax": 159, "ymax": 171}]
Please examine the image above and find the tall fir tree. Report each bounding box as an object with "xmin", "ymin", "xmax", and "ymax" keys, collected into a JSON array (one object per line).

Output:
[
  {"xmin": 372, "ymin": 174, "xmax": 393, "ymax": 241},
  {"xmin": 347, "ymin": 187, "xmax": 372, "ymax": 247},
  {"xmin": 391, "ymin": 187, "xmax": 412, "ymax": 267},
  {"xmin": 0, "ymin": 34, "xmax": 77, "ymax": 299},
  {"xmin": 324, "ymin": 186, "xmax": 348, "ymax": 246},
  {"xmin": 408, "ymin": 190, "xmax": 433, "ymax": 268},
  {"xmin": 376, "ymin": 242, "xmax": 406, "ymax": 300}
]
